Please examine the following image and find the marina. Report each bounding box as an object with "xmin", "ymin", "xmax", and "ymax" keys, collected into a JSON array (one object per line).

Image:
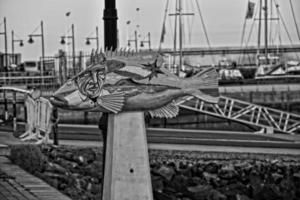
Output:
[{"xmin": 0, "ymin": 0, "xmax": 300, "ymax": 200}]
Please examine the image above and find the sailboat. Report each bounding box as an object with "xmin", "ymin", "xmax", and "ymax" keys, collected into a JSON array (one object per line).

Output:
[
  {"xmin": 158, "ymin": 0, "xmax": 215, "ymax": 78},
  {"xmin": 252, "ymin": 0, "xmax": 300, "ymax": 79}
]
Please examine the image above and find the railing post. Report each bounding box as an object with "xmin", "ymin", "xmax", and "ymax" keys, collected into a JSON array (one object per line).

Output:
[
  {"xmin": 52, "ymin": 107, "xmax": 59, "ymax": 145},
  {"xmin": 13, "ymin": 91, "xmax": 17, "ymax": 133},
  {"xmin": 4, "ymin": 90, "xmax": 8, "ymax": 121}
]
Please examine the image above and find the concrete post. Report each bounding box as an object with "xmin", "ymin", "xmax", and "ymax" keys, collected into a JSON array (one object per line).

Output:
[{"xmin": 103, "ymin": 112, "xmax": 153, "ymax": 200}]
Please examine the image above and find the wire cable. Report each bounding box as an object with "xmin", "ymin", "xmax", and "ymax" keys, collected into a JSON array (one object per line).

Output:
[
  {"xmin": 194, "ymin": 0, "xmax": 215, "ymax": 64},
  {"xmin": 289, "ymin": 0, "xmax": 300, "ymax": 42}
]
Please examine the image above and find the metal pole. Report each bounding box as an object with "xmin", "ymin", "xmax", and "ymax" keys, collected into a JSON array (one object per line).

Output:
[
  {"xmin": 148, "ymin": 32, "xmax": 151, "ymax": 50},
  {"xmin": 134, "ymin": 30, "xmax": 138, "ymax": 52},
  {"xmin": 173, "ymin": 0, "xmax": 178, "ymax": 68},
  {"xmin": 257, "ymin": 0, "xmax": 262, "ymax": 66},
  {"xmin": 41, "ymin": 21, "xmax": 45, "ymax": 82},
  {"xmin": 103, "ymin": 0, "xmax": 118, "ymax": 50},
  {"xmin": 96, "ymin": 26, "xmax": 99, "ymax": 50},
  {"xmin": 71, "ymin": 24, "xmax": 76, "ymax": 75},
  {"xmin": 264, "ymin": 0, "xmax": 269, "ymax": 64},
  {"xmin": 4, "ymin": 17, "xmax": 8, "ymax": 72},
  {"xmin": 3, "ymin": 90, "xmax": 8, "ymax": 121},
  {"xmin": 11, "ymin": 30, "xmax": 14, "ymax": 64},
  {"xmin": 13, "ymin": 92, "xmax": 17, "ymax": 133}
]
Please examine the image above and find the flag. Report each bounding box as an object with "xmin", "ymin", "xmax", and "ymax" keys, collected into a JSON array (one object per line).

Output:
[
  {"xmin": 245, "ymin": 1, "xmax": 255, "ymax": 19},
  {"xmin": 65, "ymin": 12, "xmax": 71, "ymax": 17},
  {"xmin": 160, "ymin": 23, "xmax": 166, "ymax": 43},
  {"xmin": 126, "ymin": 20, "xmax": 131, "ymax": 25}
]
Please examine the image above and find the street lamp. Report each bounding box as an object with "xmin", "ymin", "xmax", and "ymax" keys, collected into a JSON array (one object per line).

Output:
[
  {"xmin": 85, "ymin": 26, "xmax": 99, "ymax": 50},
  {"xmin": 140, "ymin": 32, "xmax": 151, "ymax": 50},
  {"xmin": 11, "ymin": 30, "xmax": 24, "ymax": 65},
  {"xmin": 60, "ymin": 24, "xmax": 76, "ymax": 75},
  {"xmin": 0, "ymin": 17, "xmax": 8, "ymax": 71},
  {"xmin": 27, "ymin": 20, "xmax": 45, "ymax": 80},
  {"xmin": 127, "ymin": 30, "xmax": 138, "ymax": 52}
]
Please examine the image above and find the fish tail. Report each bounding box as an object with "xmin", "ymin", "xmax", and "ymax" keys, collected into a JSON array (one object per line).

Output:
[{"xmin": 184, "ymin": 67, "xmax": 219, "ymax": 103}]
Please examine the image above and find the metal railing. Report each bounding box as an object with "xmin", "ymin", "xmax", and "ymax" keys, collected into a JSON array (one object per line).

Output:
[{"xmin": 177, "ymin": 95, "xmax": 300, "ymax": 135}]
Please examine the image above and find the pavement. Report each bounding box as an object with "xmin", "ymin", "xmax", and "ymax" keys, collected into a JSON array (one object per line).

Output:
[{"xmin": 0, "ymin": 131, "xmax": 71, "ymax": 200}]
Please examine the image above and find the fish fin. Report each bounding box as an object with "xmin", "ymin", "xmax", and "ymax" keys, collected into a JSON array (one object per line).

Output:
[
  {"xmin": 148, "ymin": 102, "xmax": 179, "ymax": 118},
  {"xmin": 189, "ymin": 90, "xmax": 219, "ymax": 104},
  {"xmin": 97, "ymin": 92, "xmax": 125, "ymax": 113},
  {"xmin": 183, "ymin": 67, "xmax": 219, "ymax": 102}
]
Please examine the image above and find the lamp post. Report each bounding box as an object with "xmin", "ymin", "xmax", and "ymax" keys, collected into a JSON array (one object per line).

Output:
[
  {"xmin": 60, "ymin": 24, "xmax": 76, "ymax": 75},
  {"xmin": 28, "ymin": 20, "xmax": 45, "ymax": 81},
  {"xmin": 85, "ymin": 26, "xmax": 99, "ymax": 50},
  {"xmin": 11, "ymin": 30, "xmax": 24, "ymax": 65},
  {"xmin": 140, "ymin": 32, "xmax": 151, "ymax": 51},
  {"xmin": 0, "ymin": 17, "xmax": 8, "ymax": 71},
  {"xmin": 127, "ymin": 30, "xmax": 138, "ymax": 52}
]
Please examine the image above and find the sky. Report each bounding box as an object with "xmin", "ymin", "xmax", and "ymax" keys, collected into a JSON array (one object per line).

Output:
[{"xmin": 0, "ymin": 0, "xmax": 299, "ymax": 61}]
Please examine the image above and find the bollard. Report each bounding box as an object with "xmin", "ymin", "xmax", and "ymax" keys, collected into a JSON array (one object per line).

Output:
[{"xmin": 13, "ymin": 92, "xmax": 17, "ymax": 133}]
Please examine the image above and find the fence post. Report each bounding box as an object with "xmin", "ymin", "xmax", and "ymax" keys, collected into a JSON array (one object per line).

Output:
[
  {"xmin": 52, "ymin": 107, "xmax": 59, "ymax": 145},
  {"xmin": 4, "ymin": 90, "xmax": 8, "ymax": 121},
  {"xmin": 12, "ymin": 92, "xmax": 17, "ymax": 133}
]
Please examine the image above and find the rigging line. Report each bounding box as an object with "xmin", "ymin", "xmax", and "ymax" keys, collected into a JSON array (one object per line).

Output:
[
  {"xmin": 244, "ymin": 16, "xmax": 256, "ymax": 48},
  {"xmin": 194, "ymin": 0, "xmax": 215, "ymax": 64},
  {"xmin": 238, "ymin": 0, "xmax": 250, "ymax": 64},
  {"xmin": 289, "ymin": 0, "xmax": 300, "ymax": 41},
  {"xmin": 159, "ymin": 0, "xmax": 170, "ymax": 50},
  {"xmin": 275, "ymin": 0, "xmax": 299, "ymax": 60}
]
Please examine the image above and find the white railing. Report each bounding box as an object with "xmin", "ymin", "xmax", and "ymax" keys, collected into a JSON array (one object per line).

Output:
[{"xmin": 177, "ymin": 95, "xmax": 300, "ymax": 135}]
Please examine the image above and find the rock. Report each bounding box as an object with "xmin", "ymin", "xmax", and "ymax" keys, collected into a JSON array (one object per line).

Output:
[
  {"xmin": 84, "ymin": 162, "xmax": 102, "ymax": 178},
  {"xmin": 236, "ymin": 194, "xmax": 252, "ymax": 200},
  {"xmin": 75, "ymin": 149, "xmax": 96, "ymax": 165},
  {"xmin": 187, "ymin": 184, "xmax": 226, "ymax": 200},
  {"xmin": 203, "ymin": 172, "xmax": 219, "ymax": 183},
  {"xmin": 153, "ymin": 190, "xmax": 177, "ymax": 200},
  {"xmin": 46, "ymin": 162, "xmax": 68, "ymax": 174},
  {"xmin": 271, "ymin": 173, "xmax": 283, "ymax": 184},
  {"xmin": 151, "ymin": 175, "xmax": 164, "ymax": 193},
  {"xmin": 156, "ymin": 165, "xmax": 175, "ymax": 181},
  {"xmin": 219, "ymin": 164, "xmax": 237, "ymax": 180},
  {"xmin": 293, "ymin": 172, "xmax": 300, "ymax": 179},
  {"xmin": 204, "ymin": 162, "xmax": 219, "ymax": 174}
]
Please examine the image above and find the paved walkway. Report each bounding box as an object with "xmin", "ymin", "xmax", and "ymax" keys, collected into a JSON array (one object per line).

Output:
[
  {"xmin": 0, "ymin": 156, "xmax": 71, "ymax": 200},
  {"xmin": 0, "ymin": 131, "xmax": 71, "ymax": 200}
]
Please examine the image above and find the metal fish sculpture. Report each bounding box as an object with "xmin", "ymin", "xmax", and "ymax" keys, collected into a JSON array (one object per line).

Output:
[{"xmin": 50, "ymin": 52, "xmax": 219, "ymax": 118}]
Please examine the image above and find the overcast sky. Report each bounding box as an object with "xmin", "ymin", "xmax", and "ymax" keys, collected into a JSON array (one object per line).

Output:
[{"xmin": 0, "ymin": 0, "xmax": 299, "ymax": 61}]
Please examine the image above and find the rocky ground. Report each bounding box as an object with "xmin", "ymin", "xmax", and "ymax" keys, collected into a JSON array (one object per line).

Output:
[{"xmin": 9, "ymin": 144, "xmax": 300, "ymax": 200}]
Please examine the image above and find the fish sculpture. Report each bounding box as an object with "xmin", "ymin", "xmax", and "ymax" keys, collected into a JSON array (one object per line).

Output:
[{"xmin": 50, "ymin": 51, "xmax": 219, "ymax": 118}]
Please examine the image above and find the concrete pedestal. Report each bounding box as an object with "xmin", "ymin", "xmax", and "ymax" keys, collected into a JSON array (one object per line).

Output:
[{"xmin": 103, "ymin": 112, "xmax": 153, "ymax": 200}]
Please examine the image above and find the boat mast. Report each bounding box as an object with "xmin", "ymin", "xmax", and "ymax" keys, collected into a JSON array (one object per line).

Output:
[
  {"xmin": 179, "ymin": 0, "xmax": 183, "ymax": 75},
  {"xmin": 257, "ymin": 0, "xmax": 262, "ymax": 66},
  {"xmin": 264, "ymin": 0, "xmax": 269, "ymax": 64},
  {"xmin": 173, "ymin": 0, "xmax": 178, "ymax": 67}
]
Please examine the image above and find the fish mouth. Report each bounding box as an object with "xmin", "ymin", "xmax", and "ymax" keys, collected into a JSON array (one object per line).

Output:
[{"xmin": 50, "ymin": 95, "xmax": 69, "ymax": 107}]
